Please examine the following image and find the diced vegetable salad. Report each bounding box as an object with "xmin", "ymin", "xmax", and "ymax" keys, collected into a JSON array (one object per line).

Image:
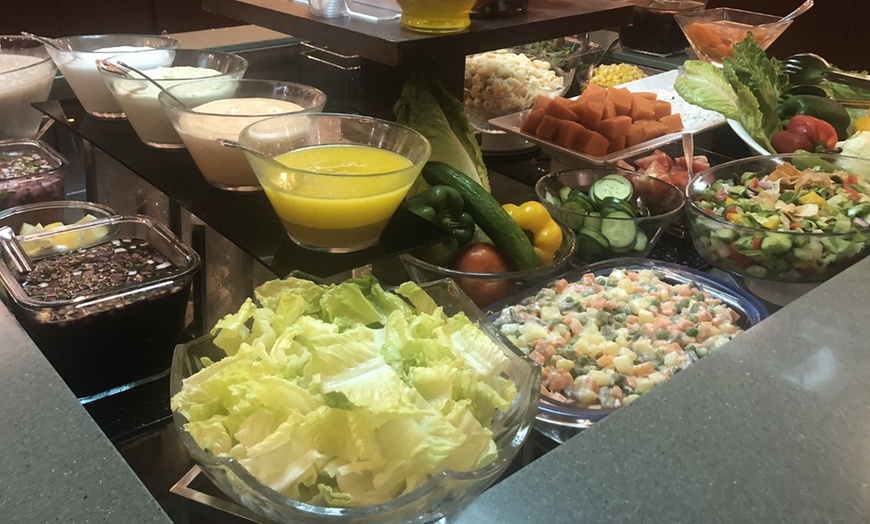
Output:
[
  {"xmin": 692, "ymin": 162, "xmax": 870, "ymax": 280},
  {"xmin": 493, "ymin": 268, "xmax": 744, "ymax": 410},
  {"xmin": 172, "ymin": 276, "xmax": 519, "ymax": 508}
]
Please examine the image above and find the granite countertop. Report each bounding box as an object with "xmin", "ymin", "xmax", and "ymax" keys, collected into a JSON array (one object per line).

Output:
[
  {"xmin": 456, "ymin": 257, "xmax": 870, "ymax": 523},
  {"xmin": 0, "ymin": 306, "xmax": 170, "ymax": 523}
]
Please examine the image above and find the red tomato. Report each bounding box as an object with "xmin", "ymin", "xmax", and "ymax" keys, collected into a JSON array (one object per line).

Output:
[{"xmin": 451, "ymin": 243, "xmax": 515, "ymax": 307}]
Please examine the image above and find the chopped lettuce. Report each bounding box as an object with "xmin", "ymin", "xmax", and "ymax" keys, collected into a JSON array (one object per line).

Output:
[
  {"xmin": 674, "ymin": 37, "xmax": 788, "ymax": 153},
  {"xmin": 171, "ymin": 275, "xmax": 517, "ymax": 508},
  {"xmin": 394, "ymin": 72, "xmax": 489, "ymax": 194}
]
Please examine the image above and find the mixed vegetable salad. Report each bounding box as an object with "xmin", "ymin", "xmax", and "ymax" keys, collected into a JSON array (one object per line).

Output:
[
  {"xmin": 690, "ymin": 159, "xmax": 870, "ymax": 281},
  {"xmin": 493, "ymin": 268, "xmax": 745, "ymax": 410}
]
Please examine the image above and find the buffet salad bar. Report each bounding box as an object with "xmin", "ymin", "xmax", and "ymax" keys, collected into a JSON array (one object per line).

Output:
[{"xmin": 2, "ymin": 0, "xmax": 870, "ymax": 520}]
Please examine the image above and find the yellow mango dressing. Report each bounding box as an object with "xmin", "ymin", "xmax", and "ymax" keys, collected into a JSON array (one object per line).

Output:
[{"xmin": 260, "ymin": 143, "xmax": 418, "ymax": 251}]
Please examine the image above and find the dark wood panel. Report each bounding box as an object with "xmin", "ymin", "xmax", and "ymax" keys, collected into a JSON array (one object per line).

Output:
[
  {"xmin": 0, "ymin": 0, "xmax": 157, "ymax": 37},
  {"xmin": 153, "ymin": 0, "xmax": 242, "ymax": 34}
]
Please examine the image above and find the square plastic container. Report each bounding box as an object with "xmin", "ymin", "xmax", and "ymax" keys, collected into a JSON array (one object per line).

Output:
[
  {"xmin": 0, "ymin": 214, "xmax": 200, "ymax": 399},
  {"xmin": 0, "ymin": 140, "xmax": 69, "ymax": 211}
]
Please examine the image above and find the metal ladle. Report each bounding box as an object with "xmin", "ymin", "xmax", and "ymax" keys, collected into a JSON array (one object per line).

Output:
[
  {"xmin": 780, "ymin": 0, "xmax": 814, "ymax": 24},
  {"xmin": 218, "ymin": 139, "xmax": 289, "ymax": 174}
]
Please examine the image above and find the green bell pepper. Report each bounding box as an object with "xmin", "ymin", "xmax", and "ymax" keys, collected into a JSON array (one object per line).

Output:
[
  {"xmin": 777, "ymin": 94, "xmax": 852, "ymax": 140},
  {"xmin": 406, "ymin": 185, "xmax": 475, "ymax": 265}
]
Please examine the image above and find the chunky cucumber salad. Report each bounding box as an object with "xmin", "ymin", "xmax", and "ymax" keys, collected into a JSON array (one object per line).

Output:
[
  {"xmin": 549, "ymin": 174, "xmax": 650, "ymax": 262},
  {"xmin": 692, "ymin": 161, "xmax": 870, "ymax": 281}
]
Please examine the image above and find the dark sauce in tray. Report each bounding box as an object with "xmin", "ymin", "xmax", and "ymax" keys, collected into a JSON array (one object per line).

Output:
[
  {"xmin": 10, "ymin": 238, "xmax": 191, "ymax": 399},
  {"xmin": 0, "ymin": 150, "xmax": 66, "ymax": 210}
]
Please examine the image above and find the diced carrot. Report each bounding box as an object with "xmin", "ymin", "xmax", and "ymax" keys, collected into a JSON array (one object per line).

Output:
[
  {"xmin": 545, "ymin": 96, "xmax": 580, "ymax": 122},
  {"xmin": 572, "ymin": 128, "xmax": 594, "ymax": 152},
  {"xmin": 597, "ymin": 115, "xmax": 632, "ymax": 141},
  {"xmin": 629, "ymin": 95, "xmax": 656, "ymax": 121},
  {"xmin": 520, "ymin": 107, "xmax": 546, "ymax": 134},
  {"xmin": 532, "ymin": 94, "xmax": 553, "ymax": 111},
  {"xmin": 626, "ymin": 121, "xmax": 646, "ymax": 147},
  {"xmin": 596, "ymin": 354, "xmax": 614, "ymax": 368},
  {"xmin": 582, "ymin": 130, "xmax": 610, "ymax": 157},
  {"xmin": 634, "ymin": 361, "xmax": 655, "ymax": 377},
  {"xmin": 650, "ymin": 100, "xmax": 672, "ymax": 120},
  {"xmin": 602, "ymin": 99, "xmax": 617, "ymax": 120},
  {"xmin": 580, "ymin": 82, "xmax": 607, "ymax": 104},
  {"xmin": 659, "ymin": 113, "xmax": 684, "ymax": 134},
  {"xmin": 581, "ymin": 376, "xmax": 600, "ymax": 393},
  {"xmin": 578, "ymin": 100, "xmax": 604, "ymax": 130},
  {"xmin": 633, "ymin": 91, "xmax": 658, "ymax": 101},
  {"xmin": 607, "ymin": 135, "xmax": 626, "ymax": 154},
  {"xmin": 605, "ymin": 87, "xmax": 633, "ymax": 116},
  {"xmin": 554, "ymin": 120, "xmax": 588, "ymax": 149},
  {"xmin": 641, "ymin": 119, "xmax": 669, "ymax": 142},
  {"xmin": 535, "ymin": 115, "xmax": 561, "ymax": 141}
]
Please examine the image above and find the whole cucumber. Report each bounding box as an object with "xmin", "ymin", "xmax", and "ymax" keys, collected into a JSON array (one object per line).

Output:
[{"xmin": 421, "ymin": 161, "xmax": 539, "ymax": 270}]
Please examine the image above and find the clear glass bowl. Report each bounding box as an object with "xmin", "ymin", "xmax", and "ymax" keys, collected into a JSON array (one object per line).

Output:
[
  {"xmin": 535, "ymin": 168, "xmax": 685, "ymax": 264},
  {"xmin": 0, "ymin": 140, "xmax": 69, "ymax": 211},
  {"xmin": 99, "ymin": 49, "xmax": 249, "ymax": 148},
  {"xmin": 686, "ymin": 154, "xmax": 870, "ymax": 283},
  {"xmin": 400, "ymin": 224, "xmax": 577, "ymax": 308},
  {"xmin": 238, "ymin": 112, "xmax": 431, "ymax": 252},
  {"xmin": 46, "ymin": 34, "xmax": 180, "ymax": 119},
  {"xmin": 0, "ymin": 36, "xmax": 56, "ymax": 140},
  {"xmin": 170, "ymin": 277, "xmax": 540, "ymax": 524},
  {"xmin": 674, "ymin": 7, "xmax": 792, "ymax": 65},
  {"xmin": 0, "ymin": 214, "xmax": 200, "ymax": 399},
  {"xmin": 486, "ymin": 258, "xmax": 769, "ymax": 444},
  {"xmin": 160, "ymin": 78, "xmax": 327, "ymax": 191},
  {"xmin": 464, "ymin": 47, "xmax": 576, "ymax": 134}
]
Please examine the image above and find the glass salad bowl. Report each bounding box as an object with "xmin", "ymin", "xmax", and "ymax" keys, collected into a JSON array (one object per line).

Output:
[
  {"xmin": 170, "ymin": 276, "xmax": 540, "ymax": 523},
  {"xmin": 536, "ymin": 168, "xmax": 685, "ymax": 265},
  {"xmin": 464, "ymin": 47, "xmax": 576, "ymax": 134},
  {"xmin": 686, "ymin": 153, "xmax": 870, "ymax": 283},
  {"xmin": 674, "ymin": 7, "xmax": 792, "ymax": 66},
  {"xmin": 486, "ymin": 258, "xmax": 768, "ymax": 444}
]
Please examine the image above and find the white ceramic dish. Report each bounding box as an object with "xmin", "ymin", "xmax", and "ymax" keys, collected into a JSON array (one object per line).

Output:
[
  {"xmin": 726, "ymin": 118, "xmax": 771, "ymax": 156},
  {"xmin": 489, "ymin": 69, "xmax": 726, "ymax": 165}
]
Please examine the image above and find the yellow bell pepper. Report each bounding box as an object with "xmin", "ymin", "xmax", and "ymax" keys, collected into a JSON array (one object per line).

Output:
[
  {"xmin": 798, "ymin": 191, "xmax": 827, "ymax": 207},
  {"xmin": 502, "ymin": 201, "xmax": 563, "ymax": 265}
]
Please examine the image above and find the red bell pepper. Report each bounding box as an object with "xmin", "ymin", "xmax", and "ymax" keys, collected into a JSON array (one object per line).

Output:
[{"xmin": 771, "ymin": 115, "xmax": 839, "ymax": 153}]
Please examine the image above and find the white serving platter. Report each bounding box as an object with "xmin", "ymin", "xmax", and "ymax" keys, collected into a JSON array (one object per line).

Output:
[{"xmin": 489, "ymin": 69, "xmax": 726, "ymax": 165}]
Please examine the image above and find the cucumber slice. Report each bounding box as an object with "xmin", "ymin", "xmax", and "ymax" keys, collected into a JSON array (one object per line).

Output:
[
  {"xmin": 590, "ymin": 174, "xmax": 634, "ymax": 204},
  {"xmin": 597, "ymin": 196, "xmax": 638, "ymax": 218},
  {"xmin": 576, "ymin": 228, "xmax": 610, "ymax": 261},
  {"xmin": 632, "ymin": 228, "xmax": 649, "ymax": 252},
  {"xmin": 558, "ymin": 185, "xmax": 573, "ymax": 203},
  {"xmin": 599, "ymin": 211, "xmax": 637, "ymax": 249},
  {"xmin": 584, "ymin": 211, "xmax": 603, "ymax": 231},
  {"xmin": 560, "ymin": 201, "xmax": 588, "ymax": 230},
  {"xmin": 567, "ymin": 189, "xmax": 598, "ymax": 209}
]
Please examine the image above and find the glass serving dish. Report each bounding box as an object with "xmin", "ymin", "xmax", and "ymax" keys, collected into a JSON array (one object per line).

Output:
[
  {"xmin": 0, "ymin": 200, "xmax": 116, "ymax": 237},
  {"xmin": 46, "ymin": 34, "xmax": 180, "ymax": 119},
  {"xmin": 0, "ymin": 214, "xmax": 200, "ymax": 399},
  {"xmin": 536, "ymin": 168, "xmax": 685, "ymax": 264},
  {"xmin": 464, "ymin": 47, "xmax": 576, "ymax": 134},
  {"xmin": 485, "ymin": 258, "xmax": 769, "ymax": 444},
  {"xmin": 686, "ymin": 153, "xmax": 870, "ymax": 284},
  {"xmin": 99, "ymin": 48, "xmax": 249, "ymax": 148},
  {"xmin": 0, "ymin": 140, "xmax": 70, "ymax": 211},
  {"xmin": 400, "ymin": 224, "xmax": 577, "ymax": 309},
  {"xmin": 170, "ymin": 277, "xmax": 540, "ymax": 524},
  {"xmin": 0, "ymin": 35, "xmax": 57, "ymax": 140},
  {"xmin": 675, "ymin": 7, "xmax": 792, "ymax": 66}
]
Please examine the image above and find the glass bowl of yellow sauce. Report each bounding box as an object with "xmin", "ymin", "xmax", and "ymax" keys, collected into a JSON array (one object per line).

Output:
[{"xmin": 238, "ymin": 113, "xmax": 432, "ymax": 253}]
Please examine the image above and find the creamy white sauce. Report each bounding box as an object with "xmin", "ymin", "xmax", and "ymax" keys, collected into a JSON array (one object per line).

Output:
[{"xmin": 0, "ymin": 54, "xmax": 56, "ymax": 139}]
